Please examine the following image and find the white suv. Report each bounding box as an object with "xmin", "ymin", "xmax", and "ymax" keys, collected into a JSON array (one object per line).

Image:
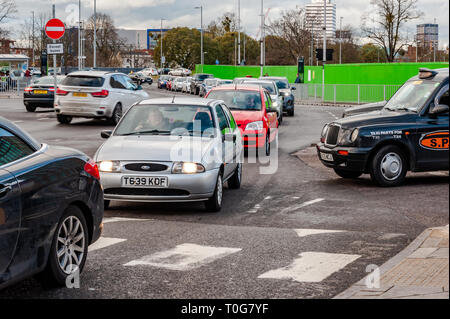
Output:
[
  {"xmin": 141, "ymin": 68, "xmax": 159, "ymax": 76},
  {"xmin": 54, "ymin": 71, "xmax": 149, "ymax": 124}
]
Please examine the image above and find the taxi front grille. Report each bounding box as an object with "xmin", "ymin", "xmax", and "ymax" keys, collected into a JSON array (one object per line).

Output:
[{"xmin": 326, "ymin": 125, "xmax": 340, "ymax": 146}]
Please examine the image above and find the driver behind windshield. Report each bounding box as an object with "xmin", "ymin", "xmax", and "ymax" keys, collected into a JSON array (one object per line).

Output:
[{"xmin": 134, "ymin": 108, "xmax": 170, "ymax": 132}]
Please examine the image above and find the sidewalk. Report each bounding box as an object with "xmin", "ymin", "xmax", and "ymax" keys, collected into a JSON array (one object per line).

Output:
[{"xmin": 335, "ymin": 225, "xmax": 449, "ymax": 299}]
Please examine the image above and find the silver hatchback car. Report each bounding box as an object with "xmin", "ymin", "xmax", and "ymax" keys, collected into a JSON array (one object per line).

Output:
[{"xmin": 94, "ymin": 97, "xmax": 243, "ymax": 212}]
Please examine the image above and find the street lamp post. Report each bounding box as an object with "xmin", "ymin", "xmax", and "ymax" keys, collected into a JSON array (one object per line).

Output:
[
  {"xmin": 322, "ymin": 0, "xmax": 326, "ymax": 100},
  {"xmin": 194, "ymin": 6, "xmax": 204, "ymax": 69},
  {"xmin": 160, "ymin": 18, "xmax": 166, "ymax": 69},
  {"xmin": 339, "ymin": 17, "xmax": 343, "ymax": 64},
  {"xmin": 93, "ymin": 0, "xmax": 97, "ymax": 68},
  {"xmin": 237, "ymin": 0, "xmax": 241, "ymax": 65}
]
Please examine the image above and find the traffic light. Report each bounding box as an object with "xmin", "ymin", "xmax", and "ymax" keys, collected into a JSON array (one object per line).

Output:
[
  {"xmin": 40, "ymin": 51, "xmax": 48, "ymax": 76},
  {"xmin": 315, "ymin": 49, "xmax": 334, "ymax": 62},
  {"xmin": 297, "ymin": 57, "xmax": 304, "ymax": 74}
]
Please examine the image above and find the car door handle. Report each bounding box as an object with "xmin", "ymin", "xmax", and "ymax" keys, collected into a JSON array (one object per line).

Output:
[{"xmin": 0, "ymin": 185, "xmax": 12, "ymax": 198}]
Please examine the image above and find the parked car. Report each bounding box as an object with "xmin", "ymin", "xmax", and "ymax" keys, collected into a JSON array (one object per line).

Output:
[
  {"xmin": 233, "ymin": 77, "xmax": 254, "ymax": 84},
  {"xmin": 260, "ymin": 76, "xmax": 296, "ymax": 116},
  {"xmin": 199, "ymin": 78, "xmax": 219, "ymax": 97},
  {"xmin": 0, "ymin": 116, "xmax": 103, "ymax": 289},
  {"xmin": 158, "ymin": 68, "xmax": 171, "ymax": 75},
  {"xmin": 190, "ymin": 73, "xmax": 214, "ymax": 95},
  {"xmin": 23, "ymin": 75, "xmax": 65, "ymax": 112},
  {"xmin": 342, "ymin": 101, "xmax": 387, "ymax": 118},
  {"xmin": 166, "ymin": 76, "xmax": 175, "ymax": 91},
  {"xmin": 157, "ymin": 75, "xmax": 170, "ymax": 89},
  {"xmin": 206, "ymin": 84, "xmax": 279, "ymax": 156},
  {"xmin": 172, "ymin": 77, "xmax": 185, "ymax": 92},
  {"xmin": 95, "ymin": 97, "xmax": 243, "ymax": 212},
  {"xmin": 141, "ymin": 68, "xmax": 159, "ymax": 76},
  {"xmin": 54, "ymin": 71, "xmax": 149, "ymax": 125},
  {"xmin": 129, "ymin": 71, "xmax": 153, "ymax": 85},
  {"xmin": 169, "ymin": 68, "xmax": 192, "ymax": 76},
  {"xmin": 182, "ymin": 77, "xmax": 193, "ymax": 93},
  {"xmin": 242, "ymin": 79, "xmax": 284, "ymax": 124},
  {"xmin": 317, "ymin": 67, "xmax": 449, "ymax": 187}
]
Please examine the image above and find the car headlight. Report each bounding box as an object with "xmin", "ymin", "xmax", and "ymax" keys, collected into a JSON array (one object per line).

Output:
[
  {"xmin": 172, "ymin": 162, "xmax": 205, "ymax": 174},
  {"xmin": 338, "ymin": 128, "xmax": 359, "ymax": 146},
  {"xmin": 320, "ymin": 124, "xmax": 329, "ymax": 143},
  {"xmin": 98, "ymin": 160, "xmax": 121, "ymax": 172},
  {"xmin": 245, "ymin": 121, "xmax": 264, "ymax": 132}
]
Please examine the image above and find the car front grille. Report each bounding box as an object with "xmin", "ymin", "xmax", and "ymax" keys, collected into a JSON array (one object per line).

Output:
[
  {"xmin": 105, "ymin": 188, "xmax": 190, "ymax": 196},
  {"xmin": 326, "ymin": 124, "xmax": 340, "ymax": 146},
  {"xmin": 124, "ymin": 163, "xmax": 169, "ymax": 172}
]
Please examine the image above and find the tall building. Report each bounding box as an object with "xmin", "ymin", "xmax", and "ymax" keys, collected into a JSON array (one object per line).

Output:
[
  {"xmin": 306, "ymin": 0, "xmax": 336, "ymax": 41},
  {"xmin": 116, "ymin": 29, "xmax": 148, "ymax": 50},
  {"xmin": 416, "ymin": 23, "xmax": 438, "ymax": 51}
]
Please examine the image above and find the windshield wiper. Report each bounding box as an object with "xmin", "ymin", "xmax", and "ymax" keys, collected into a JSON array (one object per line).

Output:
[
  {"xmin": 384, "ymin": 106, "xmax": 416, "ymax": 113},
  {"xmin": 120, "ymin": 129, "xmax": 171, "ymax": 136}
]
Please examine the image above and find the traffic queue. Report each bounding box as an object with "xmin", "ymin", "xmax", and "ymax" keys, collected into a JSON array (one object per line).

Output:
[{"xmin": 0, "ymin": 67, "xmax": 447, "ymax": 290}]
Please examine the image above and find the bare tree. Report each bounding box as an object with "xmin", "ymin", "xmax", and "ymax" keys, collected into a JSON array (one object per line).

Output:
[
  {"xmin": 361, "ymin": 0, "xmax": 422, "ymax": 62},
  {"xmin": 0, "ymin": 0, "xmax": 17, "ymax": 37}
]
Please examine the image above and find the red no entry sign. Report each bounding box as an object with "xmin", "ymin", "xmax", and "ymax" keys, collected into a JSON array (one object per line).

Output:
[{"xmin": 45, "ymin": 19, "xmax": 65, "ymax": 40}]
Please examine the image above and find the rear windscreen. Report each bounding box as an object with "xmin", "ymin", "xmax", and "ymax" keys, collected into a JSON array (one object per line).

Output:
[{"xmin": 62, "ymin": 76, "xmax": 105, "ymax": 87}]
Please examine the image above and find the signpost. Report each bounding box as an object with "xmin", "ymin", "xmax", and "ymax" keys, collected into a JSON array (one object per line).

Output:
[{"xmin": 45, "ymin": 13, "xmax": 65, "ymax": 99}]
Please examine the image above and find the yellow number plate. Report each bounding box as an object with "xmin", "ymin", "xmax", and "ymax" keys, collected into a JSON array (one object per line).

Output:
[
  {"xmin": 34, "ymin": 90, "xmax": 48, "ymax": 94},
  {"xmin": 73, "ymin": 92, "xmax": 88, "ymax": 97}
]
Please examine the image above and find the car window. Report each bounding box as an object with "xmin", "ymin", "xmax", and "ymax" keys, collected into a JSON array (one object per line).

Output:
[
  {"xmin": 264, "ymin": 91, "xmax": 272, "ymax": 110},
  {"xmin": 121, "ymin": 75, "xmax": 137, "ymax": 90},
  {"xmin": 384, "ymin": 80, "xmax": 441, "ymax": 112},
  {"xmin": 207, "ymin": 90, "xmax": 262, "ymax": 111},
  {"xmin": 221, "ymin": 104, "xmax": 237, "ymax": 131},
  {"xmin": 215, "ymin": 105, "xmax": 230, "ymax": 135},
  {"xmin": 62, "ymin": 76, "xmax": 105, "ymax": 87},
  {"xmin": 437, "ymin": 86, "xmax": 449, "ymax": 107},
  {"xmin": 0, "ymin": 127, "xmax": 35, "ymax": 166},
  {"xmin": 110, "ymin": 75, "xmax": 126, "ymax": 89}
]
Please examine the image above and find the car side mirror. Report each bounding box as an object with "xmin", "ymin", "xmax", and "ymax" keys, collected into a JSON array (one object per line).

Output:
[
  {"xmin": 101, "ymin": 130, "xmax": 112, "ymax": 138},
  {"xmin": 291, "ymin": 87, "xmax": 296, "ymax": 90},
  {"xmin": 430, "ymin": 104, "xmax": 449, "ymax": 115}
]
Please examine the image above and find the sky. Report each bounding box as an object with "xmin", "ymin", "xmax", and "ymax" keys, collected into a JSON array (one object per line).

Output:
[{"xmin": 5, "ymin": 0, "xmax": 449, "ymax": 49}]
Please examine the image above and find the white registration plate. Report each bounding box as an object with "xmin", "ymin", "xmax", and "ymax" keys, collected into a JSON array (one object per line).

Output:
[
  {"xmin": 320, "ymin": 152, "xmax": 334, "ymax": 162},
  {"xmin": 122, "ymin": 176, "xmax": 169, "ymax": 188}
]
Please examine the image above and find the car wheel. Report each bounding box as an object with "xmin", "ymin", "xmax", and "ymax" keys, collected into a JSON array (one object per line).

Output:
[
  {"xmin": 258, "ymin": 133, "xmax": 270, "ymax": 157},
  {"xmin": 228, "ymin": 163, "xmax": 242, "ymax": 189},
  {"xmin": 25, "ymin": 104, "xmax": 36, "ymax": 112},
  {"xmin": 205, "ymin": 173, "xmax": 223, "ymax": 212},
  {"xmin": 104, "ymin": 200, "xmax": 110, "ymax": 210},
  {"xmin": 288, "ymin": 107, "xmax": 294, "ymax": 117},
  {"xmin": 56, "ymin": 114, "xmax": 73, "ymax": 124},
  {"xmin": 370, "ymin": 145, "xmax": 407, "ymax": 187},
  {"xmin": 110, "ymin": 104, "xmax": 123, "ymax": 125},
  {"xmin": 333, "ymin": 169, "xmax": 363, "ymax": 179},
  {"xmin": 38, "ymin": 205, "xmax": 88, "ymax": 287},
  {"xmin": 278, "ymin": 113, "xmax": 283, "ymax": 125}
]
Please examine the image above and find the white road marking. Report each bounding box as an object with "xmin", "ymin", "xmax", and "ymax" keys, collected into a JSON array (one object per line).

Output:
[
  {"xmin": 294, "ymin": 229, "xmax": 346, "ymax": 238},
  {"xmin": 258, "ymin": 252, "xmax": 361, "ymax": 283},
  {"xmin": 280, "ymin": 198, "xmax": 325, "ymax": 214},
  {"xmin": 13, "ymin": 120, "xmax": 24, "ymax": 124},
  {"xmin": 89, "ymin": 237, "xmax": 127, "ymax": 252},
  {"xmin": 103, "ymin": 217, "xmax": 152, "ymax": 224},
  {"xmin": 124, "ymin": 243, "xmax": 242, "ymax": 271},
  {"xmin": 247, "ymin": 197, "xmax": 272, "ymax": 214}
]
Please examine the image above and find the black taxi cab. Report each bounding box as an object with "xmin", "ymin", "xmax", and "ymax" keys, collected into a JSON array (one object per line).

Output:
[{"xmin": 317, "ymin": 68, "xmax": 449, "ymax": 187}]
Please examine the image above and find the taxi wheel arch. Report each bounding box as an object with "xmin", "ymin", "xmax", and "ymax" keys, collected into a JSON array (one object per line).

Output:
[{"xmin": 366, "ymin": 140, "xmax": 413, "ymax": 174}]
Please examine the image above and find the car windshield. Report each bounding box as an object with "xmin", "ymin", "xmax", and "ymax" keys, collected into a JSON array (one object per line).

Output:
[
  {"xmin": 61, "ymin": 76, "xmax": 105, "ymax": 87},
  {"xmin": 274, "ymin": 80, "xmax": 289, "ymax": 89},
  {"xmin": 384, "ymin": 80, "xmax": 441, "ymax": 112},
  {"xmin": 32, "ymin": 76, "xmax": 64, "ymax": 84},
  {"xmin": 196, "ymin": 74, "xmax": 212, "ymax": 81},
  {"xmin": 207, "ymin": 90, "xmax": 262, "ymax": 111},
  {"xmin": 205, "ymin": 79, "xmax": 217, "ymax": 86},
  {"xmin": 160, "ymin": 75, "xmax": 169, "ymax": 80},
  {"xmin": 245, "ymin": 81, "xmax": 275, "ymax": 94},
  {"xmin": 114, "ymin": 105, "xmax": 216, "ymax": 137}
]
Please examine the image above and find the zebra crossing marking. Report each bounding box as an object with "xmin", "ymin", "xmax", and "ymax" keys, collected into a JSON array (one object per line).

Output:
[
  {"xmin": 124, "ymin": 243, "xmax": 242, "ymax": 271},
  {"xmin": 258, "ymin": 252, "xmax": 361, "ymax": 283},
  {"xmin": 295, "ymin": 229, "xmax": 346, "ymax": 237},
  {"xmin": 89, "ymin": 237, "xmax": 127, "ymax": 252}
]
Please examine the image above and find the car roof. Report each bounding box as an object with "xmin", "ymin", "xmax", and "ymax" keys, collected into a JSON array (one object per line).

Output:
[
  {"xmin": 209, "ymin": 84, "xmax": 264, "ymax": 92},
  {"xmin": 244, "ymin": 80, "xmax": 276, "ymax": 85},
  {"xmin": 138, "ymin": 97, "xmax": 221, "ymax": 107},
  {"xmin": 0, "ymin": 116, "xmax": 41, "ymax": 150},
  {"xmin": 259, "ymin": 76, "xmax": 288, "ymax": 80},
  {"xmin": 66, "ymin": 70, "xmax": 116, "ymax": 77}
]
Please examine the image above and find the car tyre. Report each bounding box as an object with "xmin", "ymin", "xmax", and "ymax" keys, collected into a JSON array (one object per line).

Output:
[
  {"xmin": 110, "ymin": 104, "xmax": 123, "ymax": 125},
  {"xmin": 205, "ymin": 173, "xmax": 223, "ymax": 212},
  {"xmin": 228, "ymin": 163, "xmax": 242, "ymax": 189},
  {"xmin": 25, "ymin": 104, "xmax": 36, "ymax": 112},
  {"xmin": 37, "ymin": 205, "xmax": 89, "ymax": 287},
  {"xmin": 258, "ymin": 133, "xmax": 271, "ymax": 157},
  {"xmin": 370, "ymin": 145, "xmax": 407, "ymax": 187},
  {"xmin": 56, "ymin": 114, "xmax": 72, "ymax": 124},
  {"xmin": 287, "ymin": 106, "xmax": 294, "ymax": 117},
  {"xmin": 333, "ymin": 169, "xmax": 363, "ymax": 179}
]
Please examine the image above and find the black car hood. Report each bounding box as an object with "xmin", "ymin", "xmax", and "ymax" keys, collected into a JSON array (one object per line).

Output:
[{"xmin": 334, "ymin": 109, "xmax": 417, "ymax": 128}]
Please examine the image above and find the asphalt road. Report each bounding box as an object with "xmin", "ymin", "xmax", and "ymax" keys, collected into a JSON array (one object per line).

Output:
[{"xmin": 0, "ymin": 84, "xmax": 448, "ymax": 299}]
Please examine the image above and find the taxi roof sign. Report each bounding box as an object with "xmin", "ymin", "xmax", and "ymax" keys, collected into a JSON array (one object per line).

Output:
[{"xmin": 418, "ymin": 68, "xmax": 438, "ymax": 79}]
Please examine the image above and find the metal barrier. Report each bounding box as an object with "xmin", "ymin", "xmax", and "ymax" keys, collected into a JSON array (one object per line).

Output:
[
  {"xmin": 291, "ymin": 83, "xmax": 402, "ymax": 104},
  {"xmin": 0, "ymin": 77, "xmax": 32, "ymax": 98}
]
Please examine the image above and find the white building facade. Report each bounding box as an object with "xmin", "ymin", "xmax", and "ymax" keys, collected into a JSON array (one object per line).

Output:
[{"xmin": 306, "ymin": 0, "xmax": 337, "ymax": 41}]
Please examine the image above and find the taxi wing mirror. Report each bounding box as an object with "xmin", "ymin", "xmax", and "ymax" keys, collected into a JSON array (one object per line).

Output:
[
  {"xmin": 430, "ymin": 104, "xmax": 449, "ymax": 115},
  {"xmin": 291, "ymin": 87, "xmax": 296, "ymax": 90},
  {"xmin": 101, "ymin": 130, "xmax": 112, "ymax": 138}
]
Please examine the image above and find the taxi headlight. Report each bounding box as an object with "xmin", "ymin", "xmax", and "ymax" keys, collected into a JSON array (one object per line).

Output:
[
  {"xmin": 98, "ymin": 160, "xmax": 121, "ymax": 172},
  {"xmin": 350, "ymin": 128, "xmax": 359, "ymax": 143},
  {"xmin": 338, "ymin": 128, "xmax": 359, "ymax": 145},
  {"xmin": 321, "ymin": 124, "xmax": 329, "ymax": 138},
  {"xmin": 172, "ymin": 162, "xmax": 205, "ymax": 174}
]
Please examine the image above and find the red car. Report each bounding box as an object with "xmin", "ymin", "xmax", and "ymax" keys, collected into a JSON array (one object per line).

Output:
[{"xmin": 206, "ymin": 84, "xmax": 279, "ymax": 155}]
